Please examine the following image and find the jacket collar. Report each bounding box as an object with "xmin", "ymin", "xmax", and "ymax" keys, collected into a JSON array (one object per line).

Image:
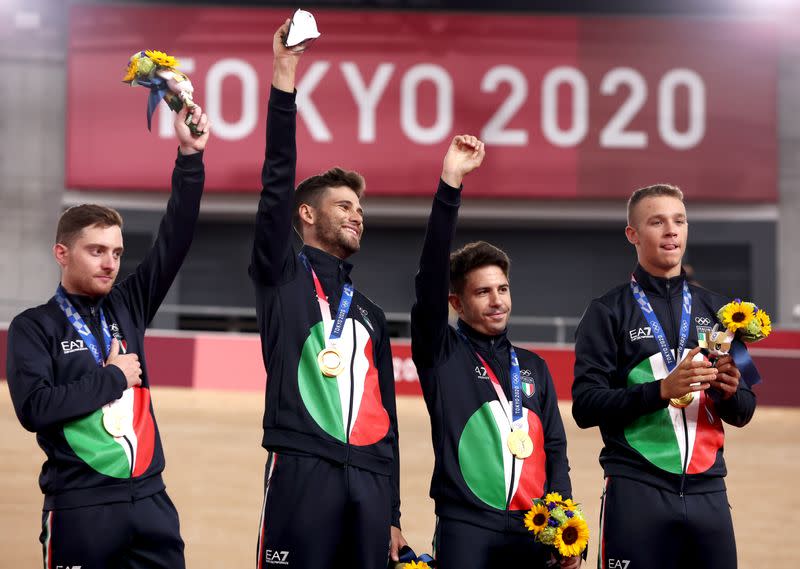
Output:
[
  {"xmin": 59, "ymin": 286, "xmax": 105, "ymax": 318},
  {"xmin": 633, "ymin": 264, "xmax": 685, "ymax": 299},
  {"xmin": 456, "ymin": 319, "xmax": 510, "ymax": 355},
  {"xmin": 300, "ymin": 245, "xmax": 353, "ymax": 285}
]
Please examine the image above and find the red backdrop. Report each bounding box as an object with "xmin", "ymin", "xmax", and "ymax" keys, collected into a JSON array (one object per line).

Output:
[{"xmin": 67, "ymin": 6, "xmax": 777, "ymax": 201}]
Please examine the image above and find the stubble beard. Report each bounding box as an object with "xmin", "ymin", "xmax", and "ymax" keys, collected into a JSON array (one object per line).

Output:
[{"xmin": 317, "ymin": 218, "xmax": 360, "ymax": 258}]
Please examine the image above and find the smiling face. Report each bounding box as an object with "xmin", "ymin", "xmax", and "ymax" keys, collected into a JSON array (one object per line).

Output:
[
  {"xmin": 449, "ymin": 265, "xmax": 512, "ymax": 336},
  {"xmin": 54, "ymin": 224, "xmax": 124, "ymax": 298},
  {"xmin": 625, "ymin": 195, "xmax": 687, "ymax": 278},
  {"xmin": 301, "ymin": 186, "xmax": 364, "ymax": 259}
]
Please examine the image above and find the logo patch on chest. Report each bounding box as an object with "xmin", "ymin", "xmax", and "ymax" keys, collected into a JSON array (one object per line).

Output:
[
  {"xmin": 474, "ymin": 365, "xmax": 490, "ymax": 381},
  {"xmin": 61, "ymin": 339, "xmax": 88, "ymax": 354},
  {"xmin": 110, "ymin": 323, "xmax": 128, "ymax": 352},
  {"xmin": 521, "ymin": 370, "xmax": 535, "ymax": 397},
  {"xmin": 356, "ymin": 304, "xmax": 374, "ymax": 332},
  {"xmin": 629, "ymin": 326, "xmax": 655, "ymax": 342},
  {"xmin": 696, "ymin": 325, "xmax": 713, "ymax": 345}
]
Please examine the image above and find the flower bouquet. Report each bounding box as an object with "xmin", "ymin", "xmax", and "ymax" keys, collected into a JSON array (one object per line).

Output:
[
  {"xmin": 698, "ymin": 299, "xmax": 772, "ymax": 360},
  {"xmin": 122, "ymin": 50, "xmax": 202, "ymax": 135},
  {"xmin": 524, "ymin": 493, "xmax": 589, "ymax": 560}
]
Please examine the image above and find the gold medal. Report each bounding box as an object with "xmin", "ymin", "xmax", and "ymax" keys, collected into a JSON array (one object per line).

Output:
[
  {"xmin": 670, "ymin": 393, "xmax": 695, "ymax": 408},
  {"xmin": 317, "ymin": 347, "xmax": 345, "ymax": 377},
  {"xmin": 507, "ymin": 429, "xmax": 533, "ymax": 459},
  {"xmin": 102, "ymin": 406, "xmax": 131, "ymax": 437}
]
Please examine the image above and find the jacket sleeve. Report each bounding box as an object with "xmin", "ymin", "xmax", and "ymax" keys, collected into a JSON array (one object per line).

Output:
[
  {"xmin": 572, "ymin": 299, "xmax": 667, "ymax": 429},
  {"xmin": 249, "ymin": 86, "xmax": 298, "ymax": 286},
  {"xmin": 6, "ymin": 315, "xmax": 127, "ymax": 432},
  {"xmin": 711, "ymin": 340, "xmax": 757, "ymax": 427},
  {"xmin": 410, "ymin": 180, "xmax": 461, "ymax": 369},
  {"xmin": 540, "ymin": 362, "xmax": 572, "ymax": 498},
  {"xmin": 375, "ymin": 310, "xmax": 402, "ymax": 528},
  {"xmin": 116, "ymin": 150, "xmax": 205, "ymax": 328}
]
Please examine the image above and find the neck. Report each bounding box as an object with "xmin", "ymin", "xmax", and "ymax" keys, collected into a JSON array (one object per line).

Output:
[
  {"xmin": 638, "ymin": 260, "xmax": 681, "ymax": 279},
  {"xmin": 303, "ymin": 237, "xmax": 348, "ymax": 260},
  {"xmin": 60, "ymin": 280, "xmax": 100, "ymax": 300}
]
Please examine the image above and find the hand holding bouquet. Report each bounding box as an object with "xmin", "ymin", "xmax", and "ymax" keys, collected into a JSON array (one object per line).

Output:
[
  {"xmin": 524, "ymin": 493, "xmax": 589, "ymax": 561},
  {"xmin": 699, "ymin": 299, "xmax": 772, "ymax": 359},
  {"xmin": 122, "ymin": 50, "xmax": 203, "ymax": 135}
]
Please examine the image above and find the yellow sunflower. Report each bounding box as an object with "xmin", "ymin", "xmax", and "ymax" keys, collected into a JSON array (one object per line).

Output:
[
  {"xmin": 524, "ymin": 503, "xmax": 550, "ymax": 535},
  {"xmin": 756, "ymin": 309, "xmax": 772, "ymax": 337},
  {"xmin": 145, "ymin": 50, "xmax": 179, "ymax": 69},
  {"xmin": 122, "ymin": 56, "xmax": 139, "ymax": 83},
  {"xmin": 720, "ymin": 301, "xmax": 754, "ymax": 332},
  {"xmin": 544, "ymin": 492, "xmax": 564, "ymax": 504},
  {"xmin": 561, "ymin": 498, "xmax": 578, "ymax": 512},
  {"xmin": 406, "ymin": 562, "xmax": 430, "ymax": 569},
  {"xmin": 554, "ymin": 516, "xmax": 590, "ymax": 558}
]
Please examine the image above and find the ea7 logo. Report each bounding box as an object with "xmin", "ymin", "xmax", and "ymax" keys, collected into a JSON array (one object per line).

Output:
[
  {"xmin": 265, "ymin": 550, "xmax": 290, "ymax": 565},
  {"xmin": 608, "ymin": 560, "xmax": 630, "ymax": 569},
  {"xmin": 628, "ymin": 327, "xmax": 653, "ymax": 342},
  {"xmin": 61, "ymin": 340, "xmax": 88, "ymax": 354},
  {"xmin": 474, "ymin": 366, "xmax": 490, "ymax": 380},
  {"xmin": 56, "ymin": 565, "xmax": 82, "ymax": 569}
]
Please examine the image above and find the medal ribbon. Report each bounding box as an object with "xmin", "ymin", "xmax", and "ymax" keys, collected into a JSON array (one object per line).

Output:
[
  {"xmin": 299, "ymin": 252, "xmax": 354, "ymax": 341},
  {"xmin": 457, "ymin": 330, "xmax": 524, "ymax": 430},
  {"xmin": 55, "ymin": 285, "xmax": 112, "ymax": 367},
  {"xmin": 630, "ymin": 275, "xmax": 692, "ymax": 373}
]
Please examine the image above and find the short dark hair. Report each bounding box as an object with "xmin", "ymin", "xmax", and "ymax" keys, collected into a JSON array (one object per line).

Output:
[
  {"xmin": 449, "ymin": 241, "xmax": 511, "ymax": 294},
  {"xmin": 292, "ymin": 167, "xmax": 365, "ymax": 235},
  {"xmin": 627, "ymin": 184, "xmax": 684, "ymax": 225},
  {"xmin": 56, "ymin": 204, "xmax": 123, "ymax": 247}
]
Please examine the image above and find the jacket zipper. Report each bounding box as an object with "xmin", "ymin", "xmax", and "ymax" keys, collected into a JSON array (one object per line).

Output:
[
  {"xmin": 666, "ymin": 282, "xmax": 689, "ymax": 496},
  {"xmin": 89, "ymin": 304, "xmax": 135, "ymax": 480},
  {"xmin": 487, "ymin": 338, "xmax": 517, "ymax": 527},
  {"xmin": 344, "ymin": 317, "xmax": 356, "ymax": 466}
]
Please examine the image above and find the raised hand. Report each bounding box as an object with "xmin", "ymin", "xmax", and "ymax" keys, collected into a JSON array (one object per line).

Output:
[
  {"xmin": 659, "ymin": 346, "xmax": 717, "ymax": 401},
  {"xmin": 176, "ymin": 105, "xmax": 210, "ymax": 155},
  {"xmin": 273, "ymin": 19, "xmax": 304, "ymax": 93},
  {"xmin": 105, "ymin": 338, "xmax": 142, "ymax": 389},
  {"xmin": 441, "ymin": 134, "xmax": 486, "ymax": 188}
]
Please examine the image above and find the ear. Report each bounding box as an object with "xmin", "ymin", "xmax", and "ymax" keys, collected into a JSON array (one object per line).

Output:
[
  {"xmin": 624, "ymin": 224, "xmax": 639, "ymax": 246},
  {"xmin": 448, "ymin": 293, "xmax": 463, "ymax": 316},
  {"xmin": 53, "ymin": 243, "xmax": 69, "ymax": 269},
  {"xmin": 298, "ymin": 203, "xmax": 315, "ymax": 228}
]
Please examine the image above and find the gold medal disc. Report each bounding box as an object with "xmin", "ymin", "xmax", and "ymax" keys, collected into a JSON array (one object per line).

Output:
[
  {"xmin": 102, "ymin": 407, "xmax": 130, "ymax": 437},
  {"xmin": 669, "ymin": 393, "xmax": 695, "ymax": 408},
  {"xmin": 317, "ymin": 347, "xmax": 345, "ymax": 377},
  {"xmin": 506, "ymin": 429, "xmax": 533, "ymax": 459}
]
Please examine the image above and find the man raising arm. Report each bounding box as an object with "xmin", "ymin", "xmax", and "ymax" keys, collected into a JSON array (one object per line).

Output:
[{"xmin": 250, "ymin": 19, "xmax": 405, "ymax": 568}]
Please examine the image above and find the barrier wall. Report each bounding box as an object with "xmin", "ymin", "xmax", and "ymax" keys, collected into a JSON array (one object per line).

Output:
[{"xmin": 1, "ymin": 327, "xmax": 798, "ymax": 406}]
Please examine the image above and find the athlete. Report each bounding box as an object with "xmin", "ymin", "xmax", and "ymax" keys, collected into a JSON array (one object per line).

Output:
[
  {"xmin": 412, "ymin": 135, "xmax": 581, "ymax": 568},
  {"xmin": 250, "ymin": 20, "xmax": 405, "ymax": 568},
  {"xmin": 6, "ymin": 106, "xmax": 209, "ymax": 567},
  {"xmin": 572, "ymin": 184, "xmax": 757, "ymax": 569}
]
